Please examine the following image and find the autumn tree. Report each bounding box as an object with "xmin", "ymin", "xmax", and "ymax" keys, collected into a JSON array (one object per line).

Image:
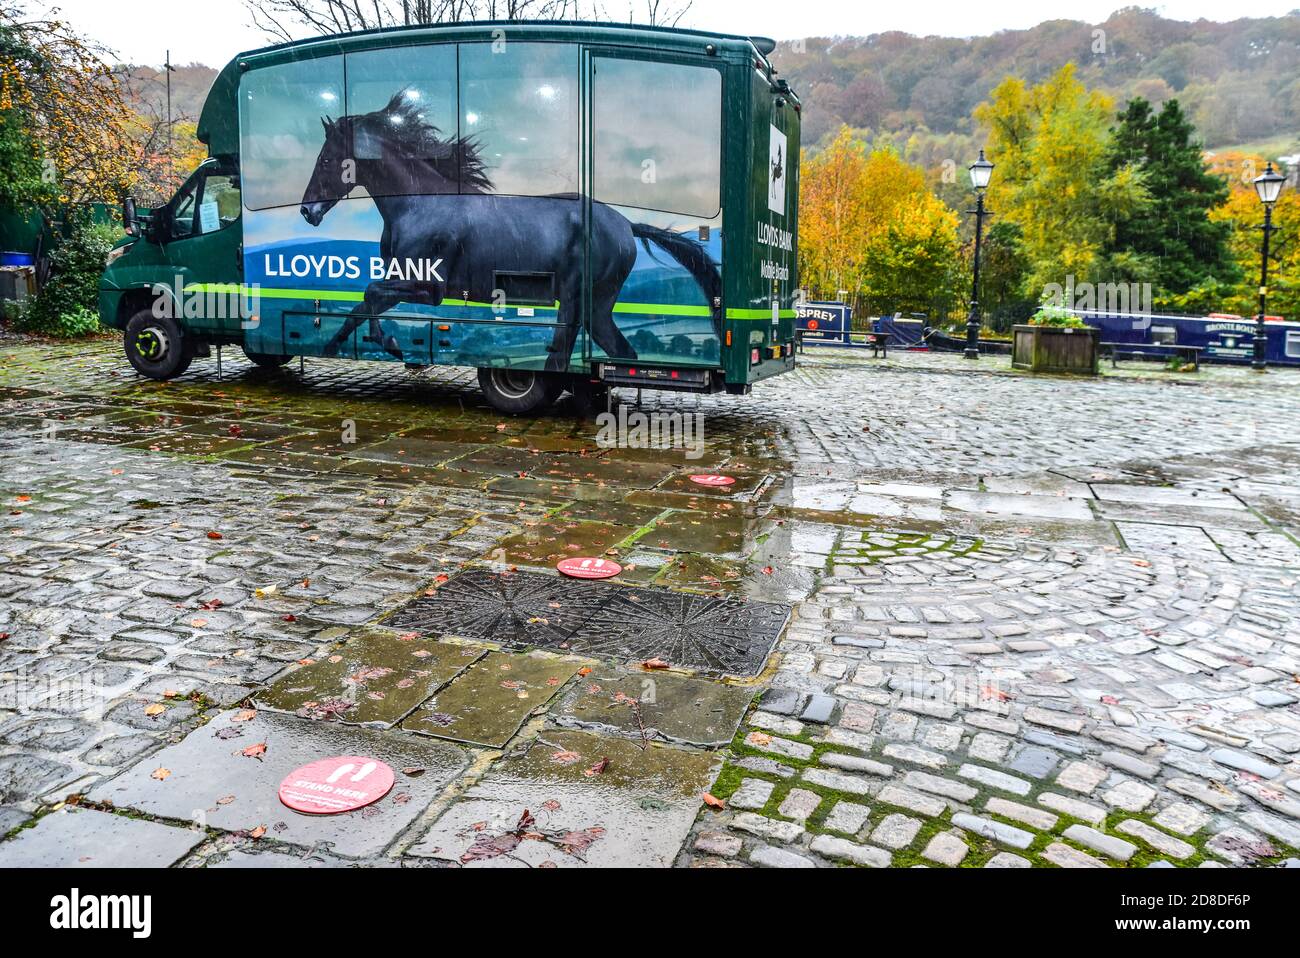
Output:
[
  {"xmin": 1205, "ymin": 154, "xmax": 1299, "ymax": 321},
  {"xmin": 799, "ymin": 126, "xmax": 960, "ymax": 312},
  {"xmin": 974, "ymin": 64, "xmax": 1150, "ymax": 298},
  {"xmin": 0, "ymin": 3, "xmax": 139, "ymax": 219}
]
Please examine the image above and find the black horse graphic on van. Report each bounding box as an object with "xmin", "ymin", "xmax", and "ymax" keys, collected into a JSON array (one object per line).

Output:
[{"xmin": 299, "ymin": 93, "xmax": 720, "ymax": 370}]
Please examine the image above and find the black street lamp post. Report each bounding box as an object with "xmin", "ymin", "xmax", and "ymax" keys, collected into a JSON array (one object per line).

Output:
[
  {"xmin": 965, "ymin": 151, "xmax": 994, "ymax": 360},
  {"xmin": 1252, "ymin": 162, "xmax": 1286, "ymax": 371}
]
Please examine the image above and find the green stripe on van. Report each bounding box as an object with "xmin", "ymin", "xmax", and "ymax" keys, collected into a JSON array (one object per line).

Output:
[
  {"xmin": 188, "ymin": 285, "xmax": 716, "ymax": 317},
  {"xmin": 726, "ymin": 308, "xmax": 797, "ymax": 320}
]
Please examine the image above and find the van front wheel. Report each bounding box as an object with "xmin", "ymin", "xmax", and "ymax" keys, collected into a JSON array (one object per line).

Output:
[
  {"xmin": 124, "ymin": 310, "xmax": 192, "ymax": 381},
  {"xmin": 477, "ymin": 367, "xmax": 561, "ymax": 415}
]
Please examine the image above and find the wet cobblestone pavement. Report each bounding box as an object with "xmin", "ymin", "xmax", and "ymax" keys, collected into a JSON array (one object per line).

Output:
[{"xmin": 2, "ymin": 336, "xmax": 1300, "ymax": 868}]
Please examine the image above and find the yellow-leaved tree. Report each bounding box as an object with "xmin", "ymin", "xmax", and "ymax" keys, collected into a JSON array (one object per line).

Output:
[
  {"xmin": 799, "ymin": 126, "xmax": 960, "ymax": 312},
  {"xmin": 1205, "ymin": 153, "xmax": 1299, "ymax": 321},
  {"xmin": 0, "ymin": 3, "xmax": 139, "ymax": 217},
  {"xmin": 974, "ymin": 64, "xmax": 1150, "ymax": 298}
]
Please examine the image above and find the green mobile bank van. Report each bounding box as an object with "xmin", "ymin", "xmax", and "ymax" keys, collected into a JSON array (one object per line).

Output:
[{"xmin": 99, "ymin": 21, "xmax": 800, "ymax": 414}]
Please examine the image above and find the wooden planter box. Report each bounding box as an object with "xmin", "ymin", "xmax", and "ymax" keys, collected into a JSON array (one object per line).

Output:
[{"xmin": 1012, "ymin": 324, "xmax": 1100, "ymax": 375}]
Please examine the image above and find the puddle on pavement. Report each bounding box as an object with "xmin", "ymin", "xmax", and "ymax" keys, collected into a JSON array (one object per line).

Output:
[
  {"xmin": 656, "ymin": 471, "xmax": 769, "ymax": 497},
  {"xmin": 497, "ymin": 517, "xmax": 638, "ymax": 567},
  {"xmin": 332, "ymin": 459, "xmax": 460, "ymax": 485},
  {"xmin": 179, "ymin": 420, "xmax": 310, "ymax": 443},
  {"xmin": 398, "ymin": 424, "xmax": 522, "ymax": 445},
  {"xmin": 556, "ymin": 500, "xmax": 664, "ymax": 528},
  {"xmin": 123, "ymin": 434, "xmax": 254, "ymax": 457},
  {"xmin": 652, "ymin": 552, "xmax": 743, "ymax": 593},
  {"xmin": 554, "ymin": 668, "xmax": 754, "ymax": 747},
  {"xmin": 87, "ymin": 709, "xmax": 466, "ymax": 859},
  {"xmin": 641, "ymin": 511, "xmax": 761, "ymax": 556},
  {"xmin": 341, "ymin": 436, "xmax": 470, "ymax": 466},
  {"xmin": 453, "ymin": 445, "xmax": 548, "ymax": 477},
  {"xmin": 408, "ymin": 728, "xmax": 716, "ymax": 867},
  {"xmin": 256, "ymin": 632, "xmax": 485, "ymax": 727},
  {"xmin": 532, "ymin": 456, "xmax": 678, "ymax": 489},
  {"xmin": 592, "ymin": 443, "xmax": 729, "ymax": 470},
  {"xmin": 219, "ymin": 447, "xmax": 345, "ymax": 474},
  {"xmin": 626, "ymin": 489, "xmax": 753, "ymax": 517},
  {"xmin": 263, "ymin": 431, "xmax": 379, "ymax": 457},
  {"xmin": 399, "ymin": 651, "xmax": 583, "ymax": 747}
]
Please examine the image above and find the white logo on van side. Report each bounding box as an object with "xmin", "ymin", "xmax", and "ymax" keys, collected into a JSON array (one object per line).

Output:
[
  {"xmin": 768, "ymin": 124, "xmax": 787, "ymax": 216},
  {"xmin": 50, "ymin": 888, "xmax": 152, "ymax": 939}
]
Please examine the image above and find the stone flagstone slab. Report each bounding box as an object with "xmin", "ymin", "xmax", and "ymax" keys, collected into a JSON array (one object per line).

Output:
[
  {"xmin": 399, "ymin": 652, "xmax": 583, "ymax": 747},
  {"xmin": 553, "ymin": 667, "xmax": 755, "ymax": 747},
  {"xmin": 87, "ymin": 709, "xmax": 466, "ymax": 859},
  {"xmin": 0, "ymin": 807, "xmax": 202, "ymax": 867},
  {"xmin": 409, "ymin": 729, "xmax": 716, "ymax": 867},
  {"xmin": 256, "ymin": 632, "xmax": 484, "ymax": 728}
]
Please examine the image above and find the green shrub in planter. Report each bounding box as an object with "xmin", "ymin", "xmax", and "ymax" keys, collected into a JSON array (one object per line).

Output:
[{"xmin": 1027, "ymin": 304, "xmax": 1087, "ymax": 328}]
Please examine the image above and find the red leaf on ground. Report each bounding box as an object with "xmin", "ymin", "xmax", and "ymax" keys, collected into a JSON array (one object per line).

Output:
[
  {"xmin": 640, "ymin": 658, "xmax": 670, "ymax": 670},
  {"xmin": 583, "ymin": 757, "xmax": 610, "ymax": 777},
  {"xmin": 206, "ymin": 531, "xmax": 223, "ymax": 540},
  {"xmin": 702, "ymin": 792, "xmax": 726, "ymax": 809},
  {"xmin": 552, "ymin": 826, "xmax": 606, "ymax": 857},
  {"xmin": 241, "ymin": 742, "xmax": 267, "ymax": 759},
  {"xmin": 461, "ymin": 832, "xmax": 520, "ymax": 863}
]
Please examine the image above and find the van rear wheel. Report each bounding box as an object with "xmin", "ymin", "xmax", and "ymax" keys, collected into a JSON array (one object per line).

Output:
[
  {"xmin": 243, "ymin": 347, "xmax": 292, "ymax": 368},
  {"xmin": 124, "ymin": 310, "xmax": 192, "ymax": 381},
  {"xmin": 477, "ymin": 367, "xmax": 561, "ymax": 415}
]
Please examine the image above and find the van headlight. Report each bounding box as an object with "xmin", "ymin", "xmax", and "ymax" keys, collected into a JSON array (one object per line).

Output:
[{"xmin": 105, "ymin": 243, "xmax": 134, "ymax": 266}]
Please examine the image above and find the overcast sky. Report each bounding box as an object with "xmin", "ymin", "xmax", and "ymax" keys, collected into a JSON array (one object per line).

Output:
[{"xmin": 28, "ymin": 0, "xmax": 1300, "ymax": 66}]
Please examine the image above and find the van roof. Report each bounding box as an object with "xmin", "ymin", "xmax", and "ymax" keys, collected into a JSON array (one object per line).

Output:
[
  {"xmin": 233, "ymin": 19, "xmax": 777, "ymax": 61},
  {"xmin": 199, "ymin": 19, "xmax": 783, "ymax": 153}
]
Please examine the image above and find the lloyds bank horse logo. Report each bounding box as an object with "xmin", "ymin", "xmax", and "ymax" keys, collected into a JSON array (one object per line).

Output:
[{"xmin": 299, "ymin": 93, "xmax": 721, "ymax": 370}]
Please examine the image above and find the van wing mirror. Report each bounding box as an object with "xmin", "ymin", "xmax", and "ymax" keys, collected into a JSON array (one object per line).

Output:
[{"xmin": 123, "ymin": 196, "xmax": 138, "ymax": 236}]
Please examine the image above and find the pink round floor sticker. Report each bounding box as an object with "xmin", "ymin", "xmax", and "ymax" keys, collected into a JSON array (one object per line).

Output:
[
  {"xmin": 689, "ymin": 474, "xmax": 735, "ymax": 487},
  {"xmin": 557, "ymin": 557, "xmax": 622, "ymax": 579},
  {"xmin": 279, "ymin": 755, "xmax": 395, "ymax": 815}
]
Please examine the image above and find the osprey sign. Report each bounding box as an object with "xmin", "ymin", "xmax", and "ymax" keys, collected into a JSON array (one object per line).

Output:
[{"xmin": 768, "ymin": 124, "xmax": 787, "ymax": 216}]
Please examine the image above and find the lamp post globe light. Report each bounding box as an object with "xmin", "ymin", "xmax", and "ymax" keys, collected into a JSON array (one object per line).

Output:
[
  {"xmin": 1252, "ymin": 161, "xmax": 1286, "ymax": 371},
  {"xmin": 965, "ymin": 151, "xmax": 994, "ymax": 360}
]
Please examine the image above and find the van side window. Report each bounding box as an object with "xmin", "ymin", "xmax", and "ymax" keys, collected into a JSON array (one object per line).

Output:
[
  {"xmin": 458, "ymin": 42, "xmax": 578, "ymax": 197},
  {"xmin": 345, "ymin": 44, "xmax": 459, "ymax": 197},
  {"xmin": 1287, "ymin": 330, "xmax": 1300, "ymax": 359},
  {"xmin": 170, "ymin": 167, "xmax": 241, "ymax": 239},
  {"xmin": 241, "ymin": 56, "xmax": 345, "ymax": 210},
  {"xmin": 594, "ymin": 58, "xmax": 721, "ymax": 217}
]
